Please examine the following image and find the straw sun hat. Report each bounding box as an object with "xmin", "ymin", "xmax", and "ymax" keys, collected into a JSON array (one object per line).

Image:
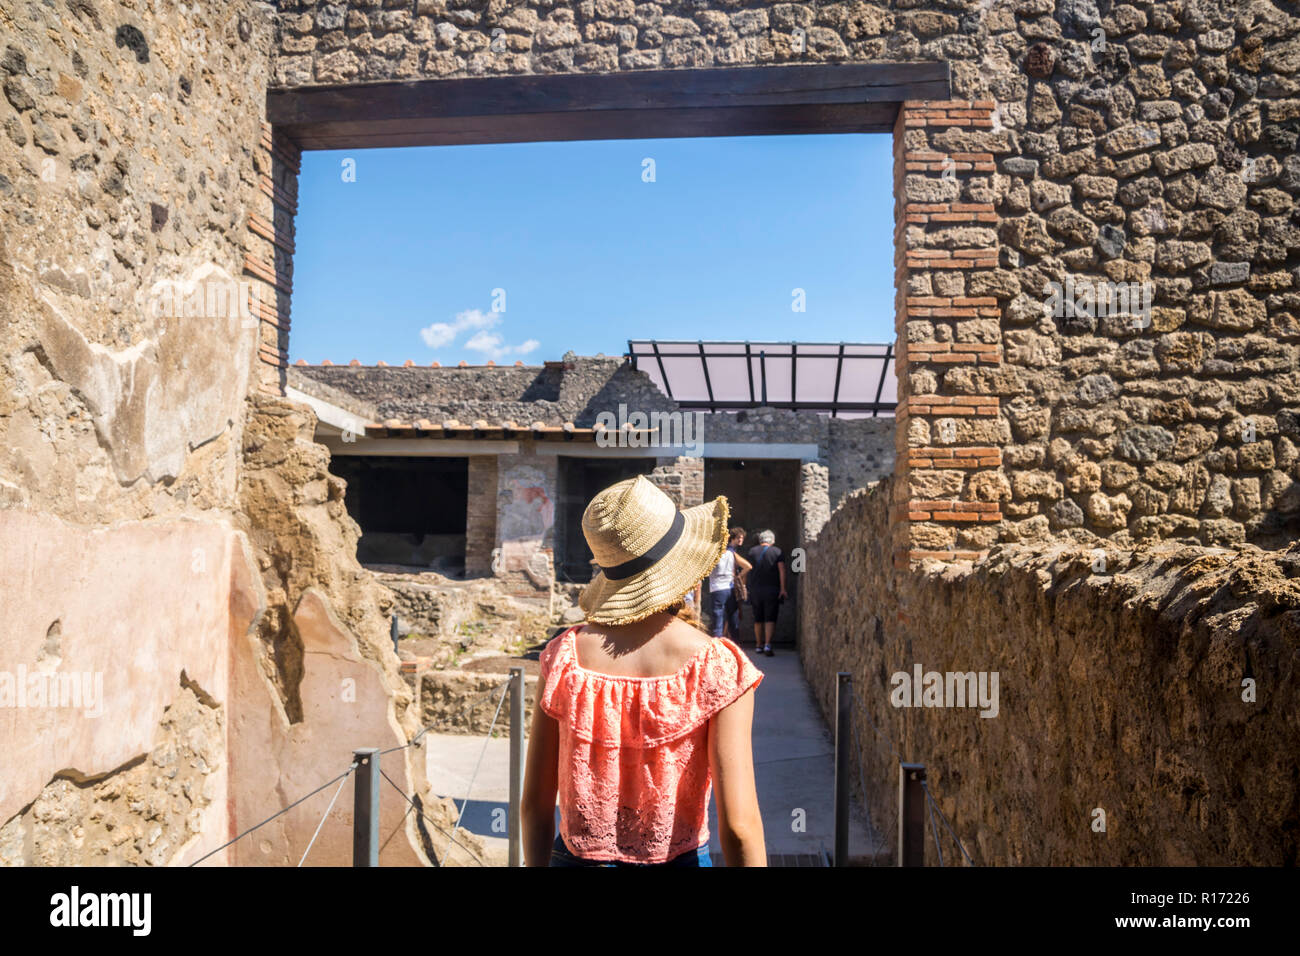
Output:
[{"xmin": 578, "ymin": 475, "xmax": 730, "ymax": 626}]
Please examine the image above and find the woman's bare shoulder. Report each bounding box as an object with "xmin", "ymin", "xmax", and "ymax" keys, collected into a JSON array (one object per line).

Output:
[{"xmin": 664, "ymin": 617, "xmax": 712, "ymax": 654}]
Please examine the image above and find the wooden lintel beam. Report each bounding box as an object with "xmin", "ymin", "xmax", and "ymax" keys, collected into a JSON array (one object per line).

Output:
[{"xmin": 268, "ymin": 63, "xmax": 951, "ymax": 150}]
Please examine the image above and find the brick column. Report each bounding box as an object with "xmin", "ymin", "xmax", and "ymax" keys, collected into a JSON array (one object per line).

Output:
[
  {"xmin": 892, "ymin": 101, "xmax": 1011, "ymax": 567},
  {"xmin": 464, "ymin": 455, "xmax": 498, "ymax": 577},
  {"xmin": 247, "ymin": 122, "xmax": 299, "ymax": 395}
]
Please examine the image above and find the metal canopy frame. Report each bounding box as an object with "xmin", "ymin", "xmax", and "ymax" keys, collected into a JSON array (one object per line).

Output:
[{"xmin": 626, "ymin": 340, "xmax": 896, "ymax": 417}]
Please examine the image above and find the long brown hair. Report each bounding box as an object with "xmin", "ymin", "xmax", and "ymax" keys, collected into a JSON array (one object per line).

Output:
[{"xmin": 666, "ymin": 601, "xmax": 706, "ymax": 632}]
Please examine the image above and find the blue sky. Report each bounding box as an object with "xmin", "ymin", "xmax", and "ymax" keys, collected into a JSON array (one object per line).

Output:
[{"xmin": 290, "ymin": 133, "xmax": 896, "ymax": 366}]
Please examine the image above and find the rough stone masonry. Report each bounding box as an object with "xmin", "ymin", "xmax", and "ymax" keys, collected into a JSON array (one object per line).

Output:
[
  {"xmin": 0, "ymin": 0, "xmax": 1296, "ymax": 866},
  {"xmin": 271, "ymin": 0, "xmax": 1300, "ymax": 564},
  {"xmin": 802, "ymin": 479, "xmax": 1300, "ymax": 865}
]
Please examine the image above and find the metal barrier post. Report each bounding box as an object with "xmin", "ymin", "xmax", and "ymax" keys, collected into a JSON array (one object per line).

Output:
[
  {"xmin": 353, "ymin": 747, "xmax": 380, "ymax": 867},
  {"xmin": 898, "ymin": 762, "xmax": 926, "ymax": 867},
  {"xmin": 508, "ymin": 666, "xmax": 525, "ymax": 867},
  {"xmin": 833, "ymin": 672, "xmax": 851, "ymax": 867}
]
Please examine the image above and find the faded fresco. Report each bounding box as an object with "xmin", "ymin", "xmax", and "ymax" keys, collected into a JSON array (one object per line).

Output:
[{"xmin": 497, "ymin": 464, "xmax": 555, "ymax": 574}]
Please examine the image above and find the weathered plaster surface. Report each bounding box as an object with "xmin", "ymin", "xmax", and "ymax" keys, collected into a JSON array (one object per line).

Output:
[{"xmin": 0, "ymin": 509, "xmax": 235, "ymax": 862}]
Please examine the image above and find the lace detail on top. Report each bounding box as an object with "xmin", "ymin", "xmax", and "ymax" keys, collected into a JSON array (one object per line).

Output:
[{"xmin": 538, "ymin": 627, "xmax": 763, "ymax": 863}]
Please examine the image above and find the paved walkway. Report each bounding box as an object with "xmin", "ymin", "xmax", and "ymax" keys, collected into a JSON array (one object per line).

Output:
[{"xmin": 422, "ymin": 647, "xmax": 880, "ymax": 866}]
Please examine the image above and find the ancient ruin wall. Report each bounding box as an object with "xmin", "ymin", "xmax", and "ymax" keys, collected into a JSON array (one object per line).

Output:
[
  {"xmin": 0, "ymin": 0, "xmax": 279, "ymax": 865},
  {"xmin": 1, "ymin": 0, "xmax": 272, "ymax": 521},
  {"xmin": 3, "ymin": 0, "xmax": 1296, "ymax": 867},
  {"xmin": 233, "ymin": 395, "xmax": 483, "ymax": 865},
  {"xmin": 0, "ymin": 0, "xmax": 438, "ymax": 866},
  {"xmin": 800, "ymin": 481, "xmax": 1300, "ymax": 865},
  {"xmin": 273, "ymin": 1, "xmax": 1300, "ymax": 557}
]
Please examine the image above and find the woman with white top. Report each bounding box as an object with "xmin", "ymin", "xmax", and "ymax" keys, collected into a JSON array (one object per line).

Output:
[{"xmin": 707, "ymin": 528, "xmax": 751, "ymax": 639}]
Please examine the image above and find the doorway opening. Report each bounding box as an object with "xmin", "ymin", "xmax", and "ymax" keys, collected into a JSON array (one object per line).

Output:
[
  {"xmin": 555, "ymin": 456, "xmax": 658, "ymax": 584},
  {"xmin": 330, "ymin": 455, "xmax": 468, "ymax": 572},
  {"xmin": 705, "ymin": 458, "xmax": 803, "ymax": 647}
]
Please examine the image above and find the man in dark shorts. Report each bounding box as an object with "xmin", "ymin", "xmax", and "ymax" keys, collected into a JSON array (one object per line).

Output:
[{"xmin": 746, "ymin": 530, "xmax": 786, "ymax": 657}]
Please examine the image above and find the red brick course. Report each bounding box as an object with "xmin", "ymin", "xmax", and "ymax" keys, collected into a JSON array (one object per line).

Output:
[{"xmin": 892, "ymin": 101, "xmax": 1009, "ymax": 565}]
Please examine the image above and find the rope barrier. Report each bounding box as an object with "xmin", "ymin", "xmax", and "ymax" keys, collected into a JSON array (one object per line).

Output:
[
  {"xmin": 183, "ymin": 670, "xmax": 515, "ymax": 868},
  {"xmin": 848, "ymin": 684, "xmax": 903, "ymax": 764},
  {"xmin": 378, "ymin": 767, "xmax": 488, "ymax": 867},
  {"xmin": 297, "ymin": 764, "xmax": 356, "ymax": 867},
  {"xmin": 922, "ymin": 779, "xmax": 975, "ymax": 866},
  {"xmin": 844, "ymin": 682, "xmax": 979, "ymax": 867},
  {"xmin": 187, "ymin": 761, "xmax": 360, "ymax": 867},
  {"xmin": 845, "ymin": 682, "xmax": 905, "ymax": 865},
  {"xmin": 845, "ymin": 698, "xmax": 886, "ymax": 865},
  {"xmin": 882, "ymin": 807, "xmax": 899, "ymax": 865},
  {"xmin": 925, "ymin": 788, "xmax": 945, "ymax": 867},
  {"xmin": 447, "ymin": 679, "xmax": 510, "ymax": 854}
]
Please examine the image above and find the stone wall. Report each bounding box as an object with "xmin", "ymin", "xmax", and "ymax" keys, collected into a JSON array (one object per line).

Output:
[
  {"xmin": 0, "ymin": 0, "xmax": 275, "ymax": 866},
  {"xmin": 2, "ymin": 0, "xmax": 272, "ymax": 521},
  {"xmin": 271, "ymin": 0, "xmax": 1035, "ymax": 85},
  {"xmin": 800, "ymin": 461, "xmax": 831, "ymax": 542},
  {"xmin": 800, "ymin": 479, "xmax": 1300, "ymax": 865},
  {"xmin": 233, "ymin": 395, "xmax": 479, "ymax": 865},
  {"xmin": 272, "ymin": 1, "xmax": 1300, "ymax": 558},
  {"xmin": 0, "ymin": 512, "xmax": 237, "ymax": 865},
  {"xmin": 0, "ymin": 681, "xmax": 224, "ymax": 866},
  {"xmin": 294, "ymin": 362, "xmax": 565, "ymax": 423},
  {"xmin": 292, "ymin": 354, "xmax": 675, "ymax": 426},
  {"xmin": 649, "ymin": 454, "xmax": 705, "ymax": 508},
  {"xmin": 827, "ymin": 416, "xmax": 896, "ymax": 509},
  {"xmin": 417, "ymin": 670, "xmax": 540, "ymax": 736}
]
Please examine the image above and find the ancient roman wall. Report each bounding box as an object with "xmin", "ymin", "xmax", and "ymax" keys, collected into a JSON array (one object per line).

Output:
[
  {"xmin": 274, "ymin": 0, "xmax": 1300, "ymax": 557},
  {"xmin": 0, "ymin": 0, "xmax": 276, "ymax": 865},
  {"xmin": 0, "ymin": 0, "xmax": 437, "ymax": 866},
  {"xmin": 3, "ymin": 0, "xmax": 1297, "ymax": 868},
  {"xmin": 292, "ymin": 358, "xmax": 899, "ymax": 524},
  {"xmin": 800, "ymin": 479, "xmax": 1299, "ymax": 865}
]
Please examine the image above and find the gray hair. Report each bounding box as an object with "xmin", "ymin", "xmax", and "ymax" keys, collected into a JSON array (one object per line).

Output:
[{"xmin": 758, "ymin": 530, "xmax": 775, "ymax": 544}]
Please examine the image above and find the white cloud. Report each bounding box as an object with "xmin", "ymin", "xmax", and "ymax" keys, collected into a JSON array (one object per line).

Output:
[
  {"xmin": 464, "ymin": 331, "xmax": 542, "ymax": 361},
  {"xmin": 419, "ymin": 323, "xmax": 457, "ymax": 348},
  {"xmin": 420, "ymin": 307, "xmax": 540, "ymax": 360},
  {"xmin": 419, "ymin": 308, "xmax": 498, "ymax": 348},
  {"xmin": 463, "ymin": 330, "xmax": 504, "ymax": 355}
]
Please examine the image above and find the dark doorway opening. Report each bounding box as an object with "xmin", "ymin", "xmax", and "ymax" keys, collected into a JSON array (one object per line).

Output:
[
  {"xmin": 705, "ymin": 458, "xmax": 802, "ymax": 647},
  {"xmin": 555, "ymin": 457, "xmax": 657, "ymax": 584},
  {"xmin": 331, "ymin": 456, "xmax": 468, "ymax": 572}
]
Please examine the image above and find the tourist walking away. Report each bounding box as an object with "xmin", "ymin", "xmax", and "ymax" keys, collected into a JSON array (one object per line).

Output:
[
  {"xmin": 522, "ymin": 476, "xmax": 767, "ymax": 867},
  {"xmin": 747, "ymin": 530, "xmax": 786, "ymax": 657},
  {"xmin": 706, "ymin": 528, "xmax": 751, "ymax": 639}
]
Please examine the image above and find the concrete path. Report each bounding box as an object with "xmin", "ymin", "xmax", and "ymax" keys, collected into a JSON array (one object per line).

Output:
[{"xmin": 422, "ymin": 647, "xmax": 880, "ymax": 866}]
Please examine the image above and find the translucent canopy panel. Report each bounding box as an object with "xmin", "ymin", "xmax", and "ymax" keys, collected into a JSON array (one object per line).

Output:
[{"xmin": 627, "ymin": 341, "xmax": 896, "ymax": 418}]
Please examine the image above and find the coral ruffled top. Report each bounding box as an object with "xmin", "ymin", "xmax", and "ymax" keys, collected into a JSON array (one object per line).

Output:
[{"xmin": 538, "ymin": 625, "xmax": 764, "ymax": 863}]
